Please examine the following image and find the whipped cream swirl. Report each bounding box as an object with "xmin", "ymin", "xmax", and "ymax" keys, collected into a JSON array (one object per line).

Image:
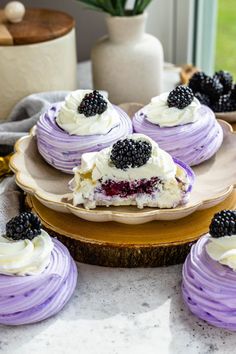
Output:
[
  {"xmin": 56, "ymin": 90, "xmax": 120, "ymax": 136},
  {"xmin": 206, "ymin": 235, "xmax": 236, "ymax": 271},
  {"xmin": 0, "ymin": 230, "xmax": 54, "ymax": 276},
  {"xmin": 144, "ymin": 92, "xmax": 201, "ymax": 127},
  {"xmin": 74, "ymin": 133, "xmax": 177, "ymax": 182}
]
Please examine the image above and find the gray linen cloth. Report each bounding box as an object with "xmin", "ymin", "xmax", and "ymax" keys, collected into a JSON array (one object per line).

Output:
[
  {"xmin": 0, "ymin": 91, "xmax": 69, "ymax": 231},
  {"xmin": 0, "ymin": 91, "xmax": 69, "ymax": 152}
]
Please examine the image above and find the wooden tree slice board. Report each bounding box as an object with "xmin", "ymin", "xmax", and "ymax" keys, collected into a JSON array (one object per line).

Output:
[
  {"xmin": 0, "ymin": 9, "xmax": 74, "ymax": 45},
  {"xmin": 26, "ymin": 191, "xmax": 236, "ymax": 267}
]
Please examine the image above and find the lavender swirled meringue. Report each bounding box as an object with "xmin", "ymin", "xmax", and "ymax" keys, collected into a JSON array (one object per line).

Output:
[
  {"xmin": 37, "ymin": 103, "xmax": 132, "ymax": 174},
  {"xmin": 182, "ymin": 235, "xmax": 236, "ymax": 331},
  {"xmin": 0, "ymin": 238, "xmax": 77, "ymax": 325},
  {"xmin": 133, "ymin": 104, "xmax": 223, "ymax": 166}
]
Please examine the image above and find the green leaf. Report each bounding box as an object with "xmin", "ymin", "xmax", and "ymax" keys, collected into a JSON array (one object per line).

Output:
[
  {"xmin": 133, "ymin": 0, "xmax": 141, "ymax": 15},
  {"xmin": 139, "ymin": 0, "xmax": 153, "ymax": 12},
  {"xmin": 96, "ymin": 0, "xmax": 116, "ymax": 15},
  {"xmin": 76, "ymin": 0, "xmax": 152, "ymax": 16},
  {"xmin": 115, "ymin": 0, "xmax": 126, "ymax": 16}
]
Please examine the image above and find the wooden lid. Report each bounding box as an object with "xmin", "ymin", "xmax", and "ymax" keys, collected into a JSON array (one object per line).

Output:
[{"xmin": 0, "ymin": 8, "xmax": 75, "ymax": 46}]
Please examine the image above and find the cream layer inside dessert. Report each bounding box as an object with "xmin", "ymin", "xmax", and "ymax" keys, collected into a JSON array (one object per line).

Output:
[{"xmin": 70, "ymin": 134, "xmax": 191, "ymax": 209}]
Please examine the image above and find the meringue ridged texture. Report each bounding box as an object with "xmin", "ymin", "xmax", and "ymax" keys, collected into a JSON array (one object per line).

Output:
[
  {"xmin": 37, "ymin": 103, "xmax": 133, "ymax": 174},
  {"xmin": 182, "ymin": 235, "xmax": 236, "ymax": 331},
  {"xmin": 133, "ymin": 105, "xmax": 223, "ymax": 166},
  {"xmin": 0, "ymin": 238, "xmax": 77, "ymax": 325}
]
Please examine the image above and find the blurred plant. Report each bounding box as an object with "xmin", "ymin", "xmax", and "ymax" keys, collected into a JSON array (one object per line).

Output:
[{"xmin": 77, "ymin": 0, "xmax": 153, "ymax": 16}]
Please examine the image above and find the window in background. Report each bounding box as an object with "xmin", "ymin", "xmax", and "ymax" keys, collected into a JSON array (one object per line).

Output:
[{"xmin": 215, "ymin": 0, "xmax": 236, "ymax": 77}]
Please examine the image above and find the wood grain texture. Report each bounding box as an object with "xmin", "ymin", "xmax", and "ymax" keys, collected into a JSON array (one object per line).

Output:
[
  {"xmin": 0, "ymin": 8, "xmax": 74, "ymax": 45},
  {"xmin": 26, "ymin": 191, "xmax": 236, "ymax": 267}
]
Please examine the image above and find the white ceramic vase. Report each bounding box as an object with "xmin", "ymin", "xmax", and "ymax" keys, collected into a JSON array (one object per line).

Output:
[{"xmin": 92, "ymin": 13, "xmax": 164, "ymax": 105}]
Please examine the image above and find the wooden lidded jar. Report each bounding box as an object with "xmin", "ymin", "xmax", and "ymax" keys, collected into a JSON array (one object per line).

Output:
[{"xmin": 0, "ymin": 7, "xmax": 77, "ymax": 120}]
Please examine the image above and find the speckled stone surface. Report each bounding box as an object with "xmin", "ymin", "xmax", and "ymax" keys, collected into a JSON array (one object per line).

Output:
[
  {"xmin": 1, "ymin": 63, "xmax": 233, "ymax": 353},
  {"xmin": 0, "ymin": 263, "xmax": 235, "ymax": 354}
]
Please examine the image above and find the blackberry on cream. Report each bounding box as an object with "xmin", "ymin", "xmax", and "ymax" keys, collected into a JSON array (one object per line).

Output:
[{"xmin": 69, "ymin": 134, "xmax": 194, "ymax": 209}]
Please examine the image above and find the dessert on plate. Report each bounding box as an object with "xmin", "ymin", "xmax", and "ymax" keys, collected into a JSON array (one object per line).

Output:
[
  {"xmin": 69, "ymin": 133, "xmax": 194, "ymax": 209},
  {"xmin": 132, "ymin": 86, "xmax": 223, "ymax": 166},
  {"xmin": 0, "ymin": 212, "xmax": 77, "ymax": 325},
  {"xmin": 182, "ymin": 210, "xmax": 236, "ymax": 331},
  {"xmin": 37, "ymin": 89, "xmax": 132, "ymax": 174}
]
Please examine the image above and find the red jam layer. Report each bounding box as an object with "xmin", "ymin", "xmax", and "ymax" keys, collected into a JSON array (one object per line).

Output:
[{"xmin": 101, "ymin": 177, "xmax": 160, "ymax": 197}]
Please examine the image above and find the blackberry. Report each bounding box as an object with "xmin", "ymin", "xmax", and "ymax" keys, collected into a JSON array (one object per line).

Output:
[
  {"xmin": 6, "ymin": 212, "xmax": 42, "ymax": 241},
  {"xmin": 188, "ymin": 71, "xmax": 207, "ymax": 93},
  {"xmin": 110, "ymin": 138, "xmax": 152, "ymax": 170},
  {"xmin": 167, "ymin": 86, "xmax": 194, "ymax": 109},
  {"xmin": 214, "ymin": 70, "xmax": 233, "ymax": 94},
  {"xmin": 194, "ymin": 92, "xmax": 211, "ymax": 106},
  {"xmin": 230, "ymin": 84, "xmax": 236, "ymax": 100},
  {"xmin": 212, "ymin": 94, "xmax": 233, "ymax": 112},
  {"xmin": 227, "ymin": 99, "xmax": 236, "ymax": 112},
  {"xmin": 209, "ymin": 210, "xmax": 236, "ymax": 238},
  {"xmin": 201, "ymin": 76, "xmax": 223, "ymax": 99},
  {"xmin": 78, "ymin": 90, "xmax": 107, "ymax": 117}
]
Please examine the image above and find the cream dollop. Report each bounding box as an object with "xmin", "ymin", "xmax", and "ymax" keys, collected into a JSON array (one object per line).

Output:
[
  {"xmin": 0, "ymin": 230, "xmax": 54, "ymax": 276},
  {"xmin": 206, "ymin": 235, "xmax": 236, "ymax": 271},
  {"xmin": 56, "ymin": 90, "xmax": 120, "ymax": 135},
  {"xmin": 70, "ymin": 134, "xmax": 189, "ymax": 207},
  {"xmin": 75, "ymin": 133, "xmax": 176, "ymax": 181},
  {"xmin": 144, "ymin": 92, "xmax": 201, "ymax": 127}
]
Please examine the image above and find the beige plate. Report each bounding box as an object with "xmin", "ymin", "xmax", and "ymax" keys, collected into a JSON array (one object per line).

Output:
[
  {"xmin": 10, "ymin": 115, "xmax": 236, "ymax": 224},
  {"xmin": 215, "ymin": 111, "xmax": 236, "ymax": 123}
]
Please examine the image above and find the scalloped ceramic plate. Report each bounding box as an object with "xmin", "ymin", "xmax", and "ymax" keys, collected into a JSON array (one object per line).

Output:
[
  {"xmin": 215, "ymin": 111, "xmax": 236, "ymax": 123},
  {"xmin": 10, "ymin": 116, "xmax": 236, "ymax": 224}
]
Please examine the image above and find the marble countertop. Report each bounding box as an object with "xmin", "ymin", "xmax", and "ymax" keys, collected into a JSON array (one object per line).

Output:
[
  {"xmin": 1, "ymin": 62, "xmax": 234, "ymax": 354},
  {"xmin": 1, "ymin": 263, "xmax": 234, "ymax": 354}
]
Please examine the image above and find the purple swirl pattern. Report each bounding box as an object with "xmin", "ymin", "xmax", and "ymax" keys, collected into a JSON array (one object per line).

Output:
[
  {"xmin": 182, "ymin": 235, "xmax": 236, "ymax": 331},
  {"xmin": 133, "ymin": 105, "xmax": 223, "ymax": 166},
  {"xmin": 36, "ymin": 103, "xmax": 133, "ymax": 174},
  {"xmin": 0, "ymin": 239, "xmax": 77, "ymax": 325}
]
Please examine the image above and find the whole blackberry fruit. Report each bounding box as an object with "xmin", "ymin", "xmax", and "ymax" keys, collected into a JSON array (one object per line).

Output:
[
  {"xmin": 209, "ymin": 210, "xmax": 236, "ymax": 238},
  {"xmin": 201, "ymin": 76, "xmax": 223, "ymax": 99},
  {"xmin": 194, "ymin": 92, "xmax": 211, "ymax": 106},
  {"xmin": 6, "ymin": 212, "xmax": 42, "ymax": 241},
  {"xmin": 167, "ymin": 86, "xmax": 194, "ymax": 109},
  {"xmin": 110, "ymin": 138, "xmax": 152, "ymax": 170},
  {"xmin": 230, "ymin": 84, "xmax": 236, "ymax": 100},
  {"xmin": 227, "ymin": 99, "xmax": 236, "ymax": 112},
  {"xmin": 214, "ymin": 70, "xmax": 233, "ymax": 94},
  {"xmin": 212, "ymin": 94, "xmax": 232, "ymax": 112},
  {"xmin": 188, "ymin": 71, "xmax": 207, "ymax": 93},
  {"xmin": 78, "ymin": 90, "xmax": 107, "ymax": 117}
]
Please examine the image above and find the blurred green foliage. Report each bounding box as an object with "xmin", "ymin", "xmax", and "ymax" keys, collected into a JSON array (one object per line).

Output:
[{"xmin": 215, "ymin": 0, "xmax": 236, "ymax": 77}]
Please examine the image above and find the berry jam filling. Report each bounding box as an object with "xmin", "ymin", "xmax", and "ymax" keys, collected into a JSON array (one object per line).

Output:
[{"xmin": 100, "ymin": 177, "xmax": 160, "ymax": 197}]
